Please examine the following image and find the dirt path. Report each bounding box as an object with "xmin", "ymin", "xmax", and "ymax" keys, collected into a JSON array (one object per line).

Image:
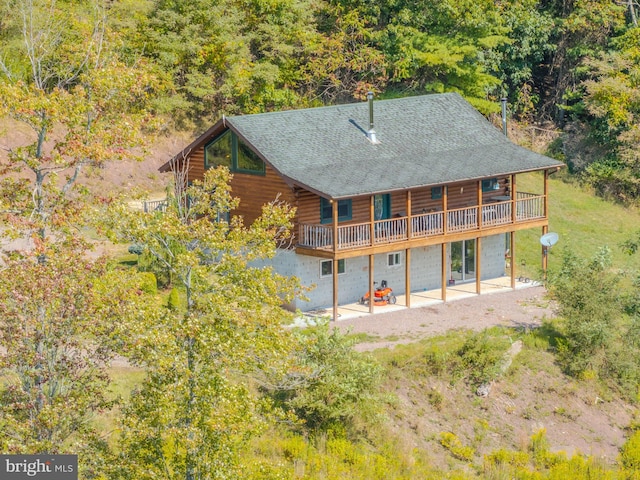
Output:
[{"xmin": 334, "ymin": 285, "xmax": 554, "ymax": 351}]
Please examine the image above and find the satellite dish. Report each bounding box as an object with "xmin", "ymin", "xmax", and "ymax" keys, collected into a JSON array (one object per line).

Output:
[{"xmin": 540, "ymin": 232, "xmax": 559, "ymax": 247}]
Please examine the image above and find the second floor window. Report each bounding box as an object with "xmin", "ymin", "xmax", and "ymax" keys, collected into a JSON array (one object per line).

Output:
[
  {"xmin": 320, "ymin": 198, "xmax": 352, "ymax": 224},
  {"xmin": 204, "ymin": 131, "xmax": 265, "ymax": 175},
  {"xmin": 482, "ymin": 178, "xmax": 499, "ymax": 192},
  {"xmin": 205, "ymin": 131, "xmax": 232, "ymax": 169}
]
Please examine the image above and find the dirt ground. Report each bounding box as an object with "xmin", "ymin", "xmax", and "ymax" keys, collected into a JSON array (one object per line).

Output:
[
  {"xmin": 333, "ymin": 286, "xmax": 636, "ymax": 465},
  {"xmin": 335, "ymin": 285, "xmax": 554, "ymax": 351}
]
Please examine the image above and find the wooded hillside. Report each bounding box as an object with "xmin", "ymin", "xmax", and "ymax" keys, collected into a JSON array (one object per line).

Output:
[
  {"xmin": 2, "ymin": 3, "xmax": 640, "ymax": 478},
  {"xmin": 2, "ymin": 0, "xmax": 638, "ymax": 202}
]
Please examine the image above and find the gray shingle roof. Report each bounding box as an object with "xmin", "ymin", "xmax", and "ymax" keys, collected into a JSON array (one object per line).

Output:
[{"xmin": 166, "ymin": 93, "xmax": 564, "ymax": 199}]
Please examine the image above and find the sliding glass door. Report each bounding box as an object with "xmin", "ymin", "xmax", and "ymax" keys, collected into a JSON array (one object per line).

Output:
[{"xmin": 450, "ymin": 240, "xmax": 476, "ymax": 283}]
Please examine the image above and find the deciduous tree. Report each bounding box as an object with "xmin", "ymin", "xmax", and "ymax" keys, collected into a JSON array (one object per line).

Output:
[
  {"xmin": 547, "ymin": 246, "xmax": 640, "ymax": 395},
  {"xmin": 101, "ymin": 167, "xmax": 302, "ymax": 479},
  {"xmin": 0, "ymin": 237, "xmax": 153, "ymax": 475},
  {"xmin": 0, "ymin": 0, "xmax": 158, "ymax": 241},
  {"xmin": 582, "ymin": 30, "xmax": 640, "ymax": 199},
  {"xmin": 137, "ymin": 0, "xmax": 317, "ymax": 126},
  {"xmin": 0, "ymin": 3, "xmax": 161, "ymax": 475}
]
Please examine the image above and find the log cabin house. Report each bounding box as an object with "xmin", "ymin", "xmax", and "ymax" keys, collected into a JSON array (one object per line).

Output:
[{"xmin": 160, "ymin": 93, "xmax": 563, "ymax": 320}]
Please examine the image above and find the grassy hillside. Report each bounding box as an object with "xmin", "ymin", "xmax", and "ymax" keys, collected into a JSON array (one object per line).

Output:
[
  {"xmin": 517, "ymin": 171, "xmax": 640, "ymax": 280},
  {"xmin": 241, "ymin": 176, "xmax": 640, "ymax": 478},
  {"xmin": 98, "ymin": 138, "xmax": 640, "ymax": 478},
  {"xmin": 245, "ymin": 324, "xmax": 637, "ymax": 479}
]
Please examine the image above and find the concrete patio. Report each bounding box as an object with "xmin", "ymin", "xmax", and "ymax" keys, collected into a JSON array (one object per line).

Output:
[{"xmin": 298, "ymin": 275, "xmax": 541, "ymax": 323}]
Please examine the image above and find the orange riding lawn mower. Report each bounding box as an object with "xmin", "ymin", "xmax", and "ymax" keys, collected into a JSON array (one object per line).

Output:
[{"xmin": 358, "ymin": 280, "xmax": 397, "ymax": 306}]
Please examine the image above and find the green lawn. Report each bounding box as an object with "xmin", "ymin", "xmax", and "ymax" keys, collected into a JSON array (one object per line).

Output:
[{"xmin": 516, "ymin": 171, "xmax": 640, "ymax": 279}]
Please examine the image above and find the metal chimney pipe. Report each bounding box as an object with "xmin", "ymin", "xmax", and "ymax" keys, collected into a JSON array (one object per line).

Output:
[
  {"xmin": 367, "ymin": 91, "xmax": 379, "ymax": 144},
  {"xmin": 501, "ymin": 97, "xmax": 508, "ymax": 137},
  {"xmin": 367, "ymin": 91, "xmax": 374, "ymax": 131}
]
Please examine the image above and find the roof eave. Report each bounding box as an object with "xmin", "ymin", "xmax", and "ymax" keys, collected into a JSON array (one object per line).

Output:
[
  {"xmin": 158, "ymin": 118, "xmax": 228, "ymax": 173},
  {"xmin": 327, "ymin": 164, "xmax": 563, "ymax": 201}
]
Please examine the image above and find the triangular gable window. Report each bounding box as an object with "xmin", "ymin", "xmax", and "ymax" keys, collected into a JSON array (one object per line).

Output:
[
  {"xmin": 205, "ymin": 131, "xmax": 265, "ymax": 175},
  {"xmin": 204, "ymin": 131, "xmax": 232, "ymax": 169}
]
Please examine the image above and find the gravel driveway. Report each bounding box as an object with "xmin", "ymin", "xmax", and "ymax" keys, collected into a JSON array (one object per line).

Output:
[{"xmin": 333, "ymin": 285, "xmax": 554, "ymax": 351}]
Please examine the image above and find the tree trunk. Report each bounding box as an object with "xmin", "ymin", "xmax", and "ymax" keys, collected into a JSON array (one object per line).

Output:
[
  {"xmin": 629, "ymin": 0, "xmax": 638, "ymax": 27},
  {"xmin": 185, "ymin": 270, "xmax": 196, "ymax": 480}
]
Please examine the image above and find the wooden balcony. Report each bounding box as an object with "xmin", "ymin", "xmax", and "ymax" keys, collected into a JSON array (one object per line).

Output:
[{"xmin": 298, "ymin": 192, "xmax": 545, "ymax": 252}]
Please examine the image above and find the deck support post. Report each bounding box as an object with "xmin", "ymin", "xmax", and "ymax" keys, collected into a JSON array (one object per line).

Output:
[
  {"xmin": 406, "ymin": 191, "xmax": 412, "ymax": 239},
  {"xmin": 406, "ymin": 191, "xmax": 412, "ymax": 307},
  {"xmin": 369, "ymin": 196, "xmax": 375, "ymax": 314},
  {"xmin": 476, "ymin": 181, "xmax": 483, "ymax": 295},
  {"xmin": 476, "ymin": 236, "xmax": 482, "ymax": 294},
  {"xmin": 510, "ymin": 174, "xmax": 517, "ymax": 291},
  {"xmin": 332, "ymin": 264, "xmax": 339, "ymax": 321},
  {"xmin": 544, "ymin": 170, "xmax": 550, "ymax": 218},
  {"xmin": 477, "ymin": 180, "xmax": 483, "ymax": 228},
  {"xmin": 332, "ymin": 200, "xmax": 339, "ymax": 321},
  {"xmin": 441, "ymin": 186, "xmax": 448, "ymax": 301},
  {"xmin": 369, "ymin": 254, "xmax": 375, "ymax": 314},
  {"xmin": 405, "ymin": 248, "xmax": 411, "ymax": 307},
  {"xmin": 541, "ymin": 225, "xmax": 548, "ymax": 277},
  {"xmin": 442, "ymin": 185, "xmax": 448, "ymax": 235},
  {"xmin": 542, "ymin": 170, "xmax": 550, "ymax": 279},
  {"xmin": 511, "ymin": 174, "xmax": 517, "ymax": 223},
  {"xmin": 441, "ymin": 243, "xmax": 447, "ymax": 302},
  {"xmin": 510, "ymin": 230, "xmax": 516, "ymax": 289}
]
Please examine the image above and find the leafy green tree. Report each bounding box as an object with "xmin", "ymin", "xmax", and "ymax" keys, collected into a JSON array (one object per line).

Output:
[
  {"xmin": 493, "ymin": 0, "xmax": 555, "ymax": 118},
  {"xmin": 301, "ymin": 6, "xmax": 388, "ymax": 103},
  {"xmin": 0, "ymin": 0, "xmax": 159, "ymax": 241},
  {"xmin": 576, "ymin": 28, "xmax": 640, "ymax": 201},
  {"xmin": 137, "ymin": 0, "xmax": 317, "ymax": 126},
  {"xmin": 542, "ymin": 0, "xmax": 627, "ymax": 121},
  {"xmin": 549, "ymin": 247, "xmax": 619, "ymax": 376},
  {"xmin": 264, "ymin": 322, "xmax": 385, "ymax": 436},
  {"xmin": 0, "ymin": 238, "xmax": 152, "ymax": 473},
  {"xmin": 329, "ymin": 0, "xmax": 508, "ymax": 111},
  {"xmin": 547, "ymin": 247, "xmax": 640, "ymax": 393},
  {"xmin": 101, "ymin": 167, "xmax": 302, "ymax": 479},
  {"xmin": 0, "ymin": 3, "xmax": 161, "ymax": 475}
]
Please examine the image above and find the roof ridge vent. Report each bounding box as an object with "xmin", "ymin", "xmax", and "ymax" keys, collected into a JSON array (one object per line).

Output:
[{"xmin": 367, "ymin": 91, "xmax": 380, "ymax": 144}]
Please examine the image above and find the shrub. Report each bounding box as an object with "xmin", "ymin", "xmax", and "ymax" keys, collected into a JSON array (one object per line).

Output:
[
  {"xmin": 548, "ymin": 247, "xmax": 640, "ymax": 398},
  {"xmin": 136, "ymin": 250, "xmax": 172, "ymax": 287},
  {"xmin": 266, "ymin": 321, "xmax": 386, "ymax": 436},
  {"xmin": 549, "ymin": 248, "xmax": 621, "ymax": 376},
  {"xmin": 484, "ymin": 448, "xmax": 530, "ymax": 470},
  {"xmin": 439, "ymin": 432, "xmax": 475, "ymax": 462},
  {"xmin": 138, "ymin": 272, "xmax": 157, "ymax": 294},
  {"xmin": 620, "ymin": 430, "xmax": 640, "ymax": 472},
  {"xmin": 457, "ymin": 330, "xmax": 511, "ymax": 387},
  {"xmin": 427, "ymin": 388, "xmax": 444, "ymax": 411},
  {"xmin": 167, "ymin": 288, "xmax": 186, "ymax": 312},
  {"xmin": 529, "ymin": 428, "xmax": 567, "ymax": 469},
  {"xmin": 128, "ymin": 244, "xmax": 144, "ymax": 255}
]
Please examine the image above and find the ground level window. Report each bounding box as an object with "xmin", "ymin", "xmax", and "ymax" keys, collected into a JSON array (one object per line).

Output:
[
  {"xmin": 388, "ymin": 252, "xmax": 401, "ymax": 266},
  {"xmin": 320, "ymin": 259, "xmax": 345, "ymax": 277}
]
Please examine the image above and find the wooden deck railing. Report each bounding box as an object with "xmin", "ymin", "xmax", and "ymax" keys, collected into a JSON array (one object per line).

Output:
[
  {"xmin": 298, "ymin": 192, "xmax": 545, "ymax": 251},
  {"xmin": 142, "ymin": 199, "xmax": 168, "ymax": 213}
]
